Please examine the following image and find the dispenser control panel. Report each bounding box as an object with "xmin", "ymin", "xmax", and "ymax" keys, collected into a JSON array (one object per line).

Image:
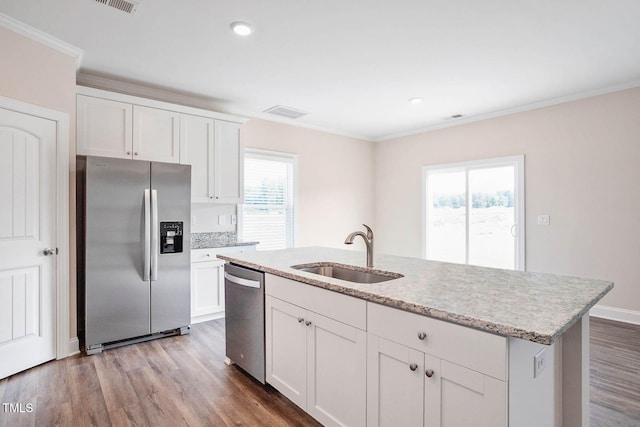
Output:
[{"xmin": 160, "ymin": 222, "xmax": 184, "ymax": 254}]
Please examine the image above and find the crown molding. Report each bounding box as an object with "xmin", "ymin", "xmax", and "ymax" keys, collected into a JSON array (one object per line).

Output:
[
  {"xmin": 0, "ymin": 13, "xmax": 83, "ymax": 69},
  {"xmin": 77, "ymin": 72, "xmax": 373, "ymax": 141},
  {"xmin": 375, "ymin": 79, "xmax": 640, "ymax": 142}
]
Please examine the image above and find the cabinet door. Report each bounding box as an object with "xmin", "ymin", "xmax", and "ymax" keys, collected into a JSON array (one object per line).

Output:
[
  {"xmin": 133, "ymin": 105, "xmax": 180, "ymax": 163},
  {"xmin": 190, "ymin": 260, "xmax": 224, "ymax": 320},
  {"xmin": 266, "ymin": 296, "xmax": 307, "ymax": 409},
  {"xmin": 77, "ymin": 95, "xmax": 133, "ymax": 158},
  {"xmin": 307, "ymin": 313, "xmax": 367, "ymax": 427},
  {"xmin": 367, "ymin": 335, "xmax": 424, "ymax": 427},
  {"xmin": 213, "ymin": 120, "xmax": 242, "ymax": 203},
  {"xmin": 424, "ymin": 357, "xmax": 507, "ymax": 427},
  {"xmin": 180, "ymin": 114, "xmax": 214, "ymax": 202}
]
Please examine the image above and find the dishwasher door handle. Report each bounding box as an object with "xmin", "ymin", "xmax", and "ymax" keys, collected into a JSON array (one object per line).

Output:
[{"xmin": 225, "ymin": 272, "xmax": 261, "ymax": 289}]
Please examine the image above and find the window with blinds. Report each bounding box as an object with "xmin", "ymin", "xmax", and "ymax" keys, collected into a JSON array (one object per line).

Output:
[{"xmin": 240, "ymin": 149, "xmax": 297, "ymax": 250}]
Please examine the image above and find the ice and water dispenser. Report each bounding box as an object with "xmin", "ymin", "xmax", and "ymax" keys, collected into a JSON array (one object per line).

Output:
[{"xmin": 160, "ymin": 222, "xmax": 184, "ymax": 254}]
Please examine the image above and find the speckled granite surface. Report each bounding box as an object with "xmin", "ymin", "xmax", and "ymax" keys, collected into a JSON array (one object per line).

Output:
[
  {"xmin": 191, "ymin": 232, "xmax": 259, "ymax": 249},
  {"xmin": 217, "ymin": 247, "xmax": 613, "ymax": 345}
]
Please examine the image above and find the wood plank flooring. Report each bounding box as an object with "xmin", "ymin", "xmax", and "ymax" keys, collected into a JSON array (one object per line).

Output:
[
  {"xmin": 0, "ymin": 320, "xmax": 320, "ymax": 427},
  {"xmin": 590, "ymin": 317, "xmax": 640, "ymax": 427},
  {"xmin": 0, "ymin": 317, "xmax": 638, "ymax": 426}
]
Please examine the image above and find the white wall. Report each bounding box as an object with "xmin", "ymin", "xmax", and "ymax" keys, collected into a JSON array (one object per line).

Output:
[
  {"xmin": 0, "ymin": 27, "xmax": 78, "ymax": 336},
  {"xmin": 241, "ymin": 119, "xmax": 375, "ymax": 250},
  {"xmin": 374, "ymin": 87, "xmax": 640, "ymax": 313}
]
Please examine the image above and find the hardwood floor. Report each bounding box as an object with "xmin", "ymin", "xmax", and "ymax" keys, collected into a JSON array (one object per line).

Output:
[
  {"xmin": 0, "ymin": 317, "xmax": 638, "ymax": 426},
  {"xmin": 0, "ymin": 320, "xmax": 320, "ymax": 427},
  {"xmin": 590, "ymin": 317, "xmax": 640, "ymax": 427}
]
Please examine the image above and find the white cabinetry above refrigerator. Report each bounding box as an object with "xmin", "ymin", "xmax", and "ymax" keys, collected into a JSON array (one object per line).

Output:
[{"xmin": 76, "ymin": 86, "xmax": 245, "ymax": 203}]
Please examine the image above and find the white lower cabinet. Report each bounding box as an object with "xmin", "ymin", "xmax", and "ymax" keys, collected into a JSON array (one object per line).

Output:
[
  {"xmin": 190, "ymin": 246, "xmax": 256, "ymax": 324},
  {"xmin": 265, "ymin": 275, "xmax": 507, "ymax": 427},
  {"xmin": 190, "ymin": 258, "xmax": 225, "ymax": 321},
  {"xmin": 367, "ymin": 335, "xmax": 506, "ymax": 427},
  {"xmin": 265, "ymin": 275, "xmax": 367, "ymax": 427},
  {"xmin": 367, "ymin": 302, "xmax": 507, "ymax": 427}
]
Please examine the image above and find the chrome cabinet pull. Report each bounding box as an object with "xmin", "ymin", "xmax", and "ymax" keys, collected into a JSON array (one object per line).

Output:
[
  {"xmin": 425, "ymin": 369, "xmax": 434, "ymax": 378},
  {"xmin": 43, "ymin": 248, "xmax": 57, "ymax": 256},
  {"xmin": 417, "ymin": 332, "xmax": 427, "ymax": 341},
  {"xmin": 409, "ymin": 363, "xmax": 418, "ymax": 371},
  {"xmin": 305, "ymin": 320, "xmax": 312, "ymax": 326},
  {"xmin": 297, "ymin": 317, "xmax": 304, "ymax": 323}
]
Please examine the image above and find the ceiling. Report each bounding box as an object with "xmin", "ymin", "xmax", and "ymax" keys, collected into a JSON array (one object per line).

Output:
[{"xmin": 2, "ymin": 0, "xmax": 640, "ymax": 141}]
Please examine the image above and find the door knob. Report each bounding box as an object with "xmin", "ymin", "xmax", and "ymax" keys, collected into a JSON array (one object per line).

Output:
[{"xmin": 43, "ymin": 248, "xmax": 57, "ymax": 256}]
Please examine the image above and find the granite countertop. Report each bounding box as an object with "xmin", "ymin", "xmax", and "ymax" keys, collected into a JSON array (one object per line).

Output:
[
  {"xmin": 217, "ymin": 246, "xmax": 613, "ymax": 345},
  {"xmin": 191, "ymin": 232, "xmax": 259, "ymax": 249}
]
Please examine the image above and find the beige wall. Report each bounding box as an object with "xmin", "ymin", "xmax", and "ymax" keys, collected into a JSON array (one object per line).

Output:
[
  {"xmin": 0, "ymin": 27, "xmax": 78, "ymax": 337},
  {"xmin": 375, "ymin": 87, "xmax": 640, "ymax": 311},
  {"xmin": 241, "ymin": 119, "xmax": 375, "ymax": 249}
]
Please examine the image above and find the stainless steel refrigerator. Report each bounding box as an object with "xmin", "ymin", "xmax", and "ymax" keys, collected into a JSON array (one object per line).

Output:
[{"xmin": 77, "ymin": 156, "xmax": 191, "ymax": 355}]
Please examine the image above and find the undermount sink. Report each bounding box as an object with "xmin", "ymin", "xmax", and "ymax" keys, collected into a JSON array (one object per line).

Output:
[{"xmin": 291, "ymin": 262, "xmax": 403, "ymax": 284}]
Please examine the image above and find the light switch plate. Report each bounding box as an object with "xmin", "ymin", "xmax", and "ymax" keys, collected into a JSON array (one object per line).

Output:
[
  {"xmin": 537, "ymin": 215, "xmax": 550, "ymax": 226},
  {"xmin": 218, "ymin": 214, "xmax": 226, "ymax": 225}
]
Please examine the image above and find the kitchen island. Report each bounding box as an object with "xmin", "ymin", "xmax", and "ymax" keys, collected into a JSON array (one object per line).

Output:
[{"xmin": 218, "ymin": 247, "xmax": 613, "ymax": 427}]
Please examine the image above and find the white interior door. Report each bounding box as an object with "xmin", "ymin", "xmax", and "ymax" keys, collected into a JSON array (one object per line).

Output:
[{"xmin": 0, "ymin": 107, "xmax": 57, "ymax": 379}]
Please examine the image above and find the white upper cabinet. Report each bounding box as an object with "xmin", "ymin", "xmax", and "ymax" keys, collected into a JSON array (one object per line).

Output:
[
  {"xmin": 132, "ymin": 105, "xmax": 180, "ymax": 163},
  {"xmin": 180, "ymin": 117, "xmax": 243, "ymax": 204},
  {"xmin": 213, "ymin": 120, "xmax": 242, "ymax": 203},
  {"xmin": 180, "ymin": 114, "xmax": 214, "ymax": 202},
  {"xmin": 77, "ymin": 95, "xmax": 133, "ymax": 159},
  {"xmin": 76, "ymin": 87, "xmax": 245, "ymax": 185}
]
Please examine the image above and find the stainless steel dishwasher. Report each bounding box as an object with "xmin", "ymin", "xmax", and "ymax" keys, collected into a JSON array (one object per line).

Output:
[{"xmin": 224, "ymin": 263, "xmax": 265, "ymax": 383}]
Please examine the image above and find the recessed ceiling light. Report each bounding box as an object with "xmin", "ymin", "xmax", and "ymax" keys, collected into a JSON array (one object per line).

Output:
[
  {"xmin": 409, "ymin": 97, "xmax": 423, "ymax": 105},
  {"xmin": 230, "ymin": 22, "xmax": 254, "ymax": 36}
]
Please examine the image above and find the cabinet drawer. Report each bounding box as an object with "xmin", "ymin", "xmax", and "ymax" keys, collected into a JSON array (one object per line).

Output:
[
  {"xmin": 367, "ymin": 303, "xmax": 507, "ymax": 380},
  {"xmin": 266, "ymin": 274, "xmax": 366, "ymax": 330},
  {"xmin": 191, "ymin": 245, "xmax": 256, "ymax": 263},
  {"xmin": 191, "ymin": 249, "xmax": 224, "ymax": 263}
]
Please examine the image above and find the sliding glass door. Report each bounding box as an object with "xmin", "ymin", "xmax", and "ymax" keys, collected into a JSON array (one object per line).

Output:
[{"xmin": 423, "ymin": 156, "xmax": 524, "ymax": 270}]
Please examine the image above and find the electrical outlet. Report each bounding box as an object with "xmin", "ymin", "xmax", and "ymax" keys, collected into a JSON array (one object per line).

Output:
[
  {"xmin": 191, "ymin": 215, "xmax": 197, "ymax": 225},
  {"xmin": 534, "ymin": 348, "xmax": 547, "ymax": 378},
  {"xmin": 231, "ymin": 214, "xmax": 237, "ymax": 225},
  {"xmin": 218, "ymin": 214, "xmax": 226, "ymax": 225}
]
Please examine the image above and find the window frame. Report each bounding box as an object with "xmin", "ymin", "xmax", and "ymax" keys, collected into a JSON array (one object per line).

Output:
[
  {"xmin": 239, "ymin": 148, "xmax": 298, "ymax": 249},
  {"xmin": 421, "ymin": 155, "xmax": 525, "ymax": 271}
]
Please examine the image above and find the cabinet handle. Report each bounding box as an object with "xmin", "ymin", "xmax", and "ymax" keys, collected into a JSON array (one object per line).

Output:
[
  {"xmin": 134, "ymin": 152, "xmax": 138, "ymax": 156},
  {"xmin": 417, "ymin": 332, "xmax": 427, "ymax": 341},
  {"xmin": 126, "ymin": 151, "xmax": 131, "ymax": 155},
  {"xmin": 305, "ymin": 320, "xmax": 312, "ymax": 326},
  {"xmin": 425, "ymin": 369, "xmax": 434, "ymax": 378},
  {"xmin": 297, "ymin": 317, "xmax": 304, "ymax": 323},
  {"xmin": 409, "ymin": 363, "xmax": 418, "ymax": 372}
]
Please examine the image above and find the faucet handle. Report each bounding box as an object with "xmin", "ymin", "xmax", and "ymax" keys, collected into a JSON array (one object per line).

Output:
[{"xmin": 362, "ymin": 224, "xmax": 373, "ymax": 239}]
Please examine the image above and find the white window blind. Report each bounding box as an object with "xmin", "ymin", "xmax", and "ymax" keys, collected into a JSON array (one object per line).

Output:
[{"xmin": 240, "ymin": 150, "xmax": 296, "ymax": 250}]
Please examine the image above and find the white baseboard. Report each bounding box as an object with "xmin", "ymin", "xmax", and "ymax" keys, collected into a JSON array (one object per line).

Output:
[
  {"xmin": 191, "ymin": 312, "xmax": 225, "ymax": 325},
  {"xmin": 68, "ymin": 337, "xmax": 80, "ymax": 356},
  {"xmin": 589, "ymin": 304, "xmax": 640, "ymax": 325}
]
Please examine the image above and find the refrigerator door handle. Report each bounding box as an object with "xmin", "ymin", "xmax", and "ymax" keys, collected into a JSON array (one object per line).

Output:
[
  {"xmin": 151, "ymin": 189, "xmax": 159, "ymax": 281},
  {"xmin": 143, "ymin": 189, "xmax": 151, "ymax": 281}
]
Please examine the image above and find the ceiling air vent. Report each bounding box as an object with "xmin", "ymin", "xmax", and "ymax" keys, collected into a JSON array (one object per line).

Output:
[
  {"xmin": 263, "ymin": 105, "xmax": 307, "ymax": 120},
  {"xmin": 95, "ymin": 0, "xmax": 140, "ymax": 15}
]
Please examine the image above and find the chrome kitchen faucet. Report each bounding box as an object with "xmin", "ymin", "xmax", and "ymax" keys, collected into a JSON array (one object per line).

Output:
[{"xmin": 344, "ymin": 224, "xmax": 374, "ymax": 267}]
